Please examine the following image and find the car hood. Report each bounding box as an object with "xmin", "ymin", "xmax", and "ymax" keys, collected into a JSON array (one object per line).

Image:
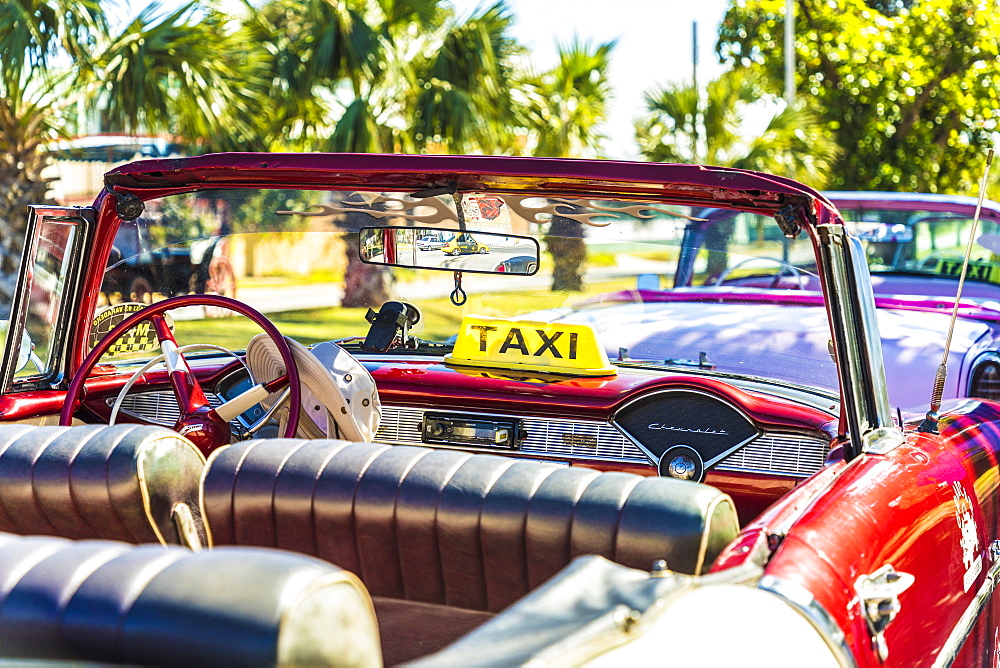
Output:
[{"xmin": 534, "ymin": 300, "xmax": 992, "ymax": 411}]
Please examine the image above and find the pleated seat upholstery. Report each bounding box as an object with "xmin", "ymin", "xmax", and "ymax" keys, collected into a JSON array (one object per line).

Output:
[
  {"xmin": 0, "ymin": 532, "xmax": 381, "ymax": 667},
  {"xmin": 0, "ymin": 424, "xmax": 207, "ymax": 546},
  {"xmin": 202, "ymin": 438, "xmax": 740, "ymax": 664}
]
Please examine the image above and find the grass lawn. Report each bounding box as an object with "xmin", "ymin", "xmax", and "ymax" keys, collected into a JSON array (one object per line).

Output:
[{"xmin": 169, "ymin": 278, "xmax": 636, "ymax": 352}]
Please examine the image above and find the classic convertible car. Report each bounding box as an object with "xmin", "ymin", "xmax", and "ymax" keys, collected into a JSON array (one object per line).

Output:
[{"xmin": 0, "ymin": 153, "xmax": 997, "ymax": 666}]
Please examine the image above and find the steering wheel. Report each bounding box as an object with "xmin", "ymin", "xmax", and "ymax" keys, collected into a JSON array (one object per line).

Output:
[
  {"xmin": 715, "ymin": 256, "xmax": 805, "ymax": 289},
  {"xmin": 60, "ymin": 294, "xmax": 301, "ymax": 455}
]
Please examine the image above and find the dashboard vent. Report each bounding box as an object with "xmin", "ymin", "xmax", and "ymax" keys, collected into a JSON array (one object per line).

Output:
[
  {"xmin": 714, "ymin": 432, "xmax": 828, "ymax": 477},
  {"xmin": 519, "ymin": 416, "xmax": 644, "ymax": 461},
  {"xmin": 376, "ymin": 406, "xmax": 425, "ymax": 443},
  {"xmin": 111, "ymin": 391, "xmax": 223, "ymax": 427}
]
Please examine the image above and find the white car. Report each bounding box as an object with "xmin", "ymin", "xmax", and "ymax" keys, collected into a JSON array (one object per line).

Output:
[{"xmin": 416, "ymin": 236, "xmax": 444, "ymax": 250}]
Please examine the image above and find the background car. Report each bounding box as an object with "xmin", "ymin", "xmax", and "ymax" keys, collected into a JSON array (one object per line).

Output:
[
  {"xmin": 102, "ymin": 218, "xmax": 236, "ymax": 305},
  {"xmin": 415, "ymin": 236, "xmax": 445, "ymax": 250},
  {"xmin": 442, "ymin": 233, "xmax": 488, "ymax": 255},
  {"xmin": 0, "ymin": 155, "xmax": 997, "ymax": 665},
  {"xmin": 581, "ymin": 192, "xmax": 1000, "ymax": 410},
  {"xmin": 494, "ymin": 254, "xmax": 538, "ymax": 274}
]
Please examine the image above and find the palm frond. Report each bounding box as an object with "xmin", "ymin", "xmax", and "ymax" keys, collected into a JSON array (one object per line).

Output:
[{"xmin": 328, "ymin": 97, "xmax": 384, "ymax": 153}]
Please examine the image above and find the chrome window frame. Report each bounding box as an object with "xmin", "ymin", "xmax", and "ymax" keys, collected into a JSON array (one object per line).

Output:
[
  {"xmin": 816, "ymin": 222, "xmax": 904, "ymax": 458},
  {"xmin": 0, "ymin": 206, "xmax": 94, "ymax": 394}
]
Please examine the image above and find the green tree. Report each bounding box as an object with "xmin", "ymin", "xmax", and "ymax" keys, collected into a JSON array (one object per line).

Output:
[
  {"xmin": 318, "ymin": 0, "xmax": 525, "ymax": 155},
  {"xmin": 635, "ymin": 68, "xmax": 840, "ymax": 184},
  {"xmin": 0, "ymin": 1, "xmax": 259, "ymax": 286},
  {"xmin": 235, "ymin": 0, "xmax": 382, "ymax": 151},
  {"xmin": 322, "ymin": 0, "xmax": 525, "ymax": 305},
  {"xmin": 237, "ymin": 1, "xmax": 525, "ymax": 306},
  {"xmin": 527, "ymin": 39, "xmax": 615, "ymax": 159},
  {"xmin": 717, "ymin": 0, "xmax": 1000, "ymax": 193},
  {"xmin": 95, "ymin": 3, "xmax": 266, "ymax": 153},
  {"xmin": 528, "ymin": 40, "xmax": 615, "ymax": 291},
  {"xmin": 0, "ymin": 0, "xmax": 103, "ymax": 281}
]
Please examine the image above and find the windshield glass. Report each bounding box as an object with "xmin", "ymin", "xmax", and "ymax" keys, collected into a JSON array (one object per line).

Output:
[
  {"xmin": 93, "ymin": 187, "xmax": 837, "ymax": 393},
  {"xmin": 16, "ymin": 218, "xmax": 79, "ymax": 378}
]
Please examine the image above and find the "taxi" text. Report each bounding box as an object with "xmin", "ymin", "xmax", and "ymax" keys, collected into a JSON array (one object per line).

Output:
[{"xmin": 471, "ymin": 324, "xmax": 579, "ymax": 359}]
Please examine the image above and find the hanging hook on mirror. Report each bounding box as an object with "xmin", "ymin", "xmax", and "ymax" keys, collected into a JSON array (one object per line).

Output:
[{"xmin": 450, "ymin": 271, "xmax": 467, "ymax": 306}]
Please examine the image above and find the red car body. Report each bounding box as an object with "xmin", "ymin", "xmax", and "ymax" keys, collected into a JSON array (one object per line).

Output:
[{"xmin": 0, "ymin": 153, "xmax": 997, "ymax": 665}]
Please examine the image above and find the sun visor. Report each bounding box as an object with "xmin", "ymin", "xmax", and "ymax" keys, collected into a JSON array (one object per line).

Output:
[{"xmin": 444, "ymin": 315, "xmax": 616, "ymax": 377}]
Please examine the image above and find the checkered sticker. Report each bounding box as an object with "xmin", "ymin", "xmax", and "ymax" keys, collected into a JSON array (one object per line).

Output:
[{"xmin": 90, "ymin": 302, "xmax": 169, "ymax": 357}]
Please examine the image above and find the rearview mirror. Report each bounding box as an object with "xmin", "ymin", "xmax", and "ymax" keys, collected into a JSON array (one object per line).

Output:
[{"xmin": 359, "ymin": 227, "xmax": 540, "ymax": 275}]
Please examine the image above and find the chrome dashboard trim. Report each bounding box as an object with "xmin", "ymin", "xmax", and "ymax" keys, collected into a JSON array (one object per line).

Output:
[
  {"xmin": 378, "ymin": 404, "xmax": 829, "ymax": 477},
  {"xmin": 713, "ymin": 432, "xmax": 829, "ymax": 477},
  {"xmin": 376, "ymin": 405, "xmax": 650, "ymax": 464},
  {"xmin": 758, "ymin": 574, "xmax": 858, "ymax": 668},
  {"xmin": 110, "ymin": 392, "xmax": 832, "ymax": 477},
  {"xmin": 111, "ymin": 390, "xmax": 225, "ymax": 427}
]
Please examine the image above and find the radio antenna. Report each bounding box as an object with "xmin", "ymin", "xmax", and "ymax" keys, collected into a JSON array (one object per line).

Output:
[{"xmin": 918, "ymin": 147, "xmax": 995, "ymax": 433}]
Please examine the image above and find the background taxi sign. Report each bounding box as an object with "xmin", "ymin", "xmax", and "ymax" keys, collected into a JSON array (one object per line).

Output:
[{"xmin": 445, "ymin": 315, "xmax": 616, "ymax": 376}]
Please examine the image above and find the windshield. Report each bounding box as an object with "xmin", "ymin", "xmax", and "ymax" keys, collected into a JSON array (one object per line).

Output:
[{"xmin": 93, "ymin": 187, "xmax": 838, "ymax": 393}]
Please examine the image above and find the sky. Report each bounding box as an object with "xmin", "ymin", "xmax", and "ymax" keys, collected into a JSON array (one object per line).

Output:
[{"xmin": 449, "ymin": 0, "xmax": 733, "ymax": 159}]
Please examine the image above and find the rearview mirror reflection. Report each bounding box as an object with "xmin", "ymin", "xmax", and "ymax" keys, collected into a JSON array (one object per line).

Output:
[{"xmin": 359, "ymin": 227, "xmax": 540, "ymax": 275}]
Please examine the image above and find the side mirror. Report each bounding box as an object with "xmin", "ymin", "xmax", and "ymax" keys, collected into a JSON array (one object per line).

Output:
[{"xmin": 359, "ymin": 227, "xmax": 540, "ymax": 275}]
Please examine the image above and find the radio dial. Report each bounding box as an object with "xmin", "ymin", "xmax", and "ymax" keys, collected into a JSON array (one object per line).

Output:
[{"xmin": 427, "ymin": 420, "xmax": 450, "ymax": 437}]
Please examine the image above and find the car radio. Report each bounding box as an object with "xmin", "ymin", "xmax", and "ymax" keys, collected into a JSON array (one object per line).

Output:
[{"xmin": 421, "ymin": 412, "xmax": 526, "ymax": 450}]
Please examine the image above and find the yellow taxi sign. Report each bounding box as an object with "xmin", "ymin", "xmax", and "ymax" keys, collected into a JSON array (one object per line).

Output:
[
  {"xmin": 444, "ymin": 315, "xmax": 616, "ymax": 377},
  {"xmin": 933, "ymin": 258, "xmax": 1000, "ymax": 284}
]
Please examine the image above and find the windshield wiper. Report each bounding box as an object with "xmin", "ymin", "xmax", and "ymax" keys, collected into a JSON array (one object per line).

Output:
[{"xmin": 618, "ymin": 348, "xmax": 716, "ymax": 370}]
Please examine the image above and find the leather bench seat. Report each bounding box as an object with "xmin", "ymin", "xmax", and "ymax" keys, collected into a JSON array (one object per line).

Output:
[
  {"xmin": 0, "ymin": 425, "xmax": 740, "ymax": 664},
  {"xmin": 203, "ymin": 438, "xmax": 740, "ymax": 664},
  {"xmin": 0, "ymin": 532, "xmax": 381, "ymax": 667},
  {"xmin": 0, "ymin": 424, "xmax": 207, "ymax": 546}
]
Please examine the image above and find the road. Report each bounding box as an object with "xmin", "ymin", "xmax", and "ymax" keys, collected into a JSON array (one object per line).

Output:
[{"xmin": 171, "ymin": 254, "xmax": 668, "ymax": 319}]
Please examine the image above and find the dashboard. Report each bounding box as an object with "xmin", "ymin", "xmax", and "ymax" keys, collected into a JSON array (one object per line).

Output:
[{"xmin": 105, "ymin": 354, "xmax": 838, "ymax": 524}]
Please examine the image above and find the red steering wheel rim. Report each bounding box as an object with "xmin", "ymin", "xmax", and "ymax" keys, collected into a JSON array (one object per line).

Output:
[{"xmin": 60, "ymin": 294, "xmax": 302, "ymax": 453}]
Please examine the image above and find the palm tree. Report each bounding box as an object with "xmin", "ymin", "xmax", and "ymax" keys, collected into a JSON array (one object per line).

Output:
[
  {"xmin": 236, "ymin": 0, "xmax": 382, "ymax": 152},
  {"xmin": 230, "ymin": 0, "xmax": 529, "ymax": 308},
  {"xmin": 636, "ymin": 69, "xmax": 840, "ymax": 279},
  {"xmin": 527, "ymin": 39, "xmax": 615, "ymax": 292},
  {"xmin": 320, "ymin": 1, "xmax": 526, "ymax": 307},
  {"xmin": 0, "ymin": 1, "xmax": 261, "ymax": 293},
  {"xmin": 528, "ymin": 39, "xmax": 614, "ymax": 160},
  {"xmin": 636, "ymin": 68, "xmax": 840, "ymax": 182},
  {"xmin": 0, "ymin": 0, "xmax": 104, "ymax": 282},
  {"xmin": 95, "ymin": 3, "xmax": 268, "ymax": 154}
]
